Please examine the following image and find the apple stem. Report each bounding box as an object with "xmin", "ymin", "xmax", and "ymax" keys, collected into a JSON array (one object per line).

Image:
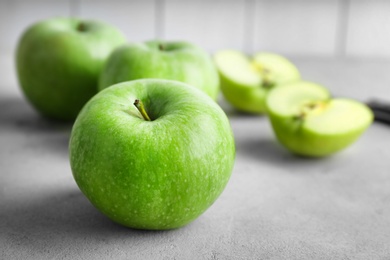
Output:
[{"xmin": 134, "ymin": 99, "xmax": 152, "ymax": 121}]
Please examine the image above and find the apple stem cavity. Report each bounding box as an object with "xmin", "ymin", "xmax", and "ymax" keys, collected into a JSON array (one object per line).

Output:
[
  {"xmin": 77, "ymin": 22, "xmax": 87, "ymax": 32},
  {"xmin": 158, "ymin": 43, "xmax": 165, "ymax": 51},
  {"xmin": 134, "ymin": 99, "xmax": 152, "ymax": 121}
]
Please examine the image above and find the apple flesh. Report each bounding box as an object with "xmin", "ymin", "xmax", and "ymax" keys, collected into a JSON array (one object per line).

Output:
[
  {"xmin": 98, "ymin": 40, "xmax": 220, "ymax": 100},
  {"xmin": 214, "ymin": 50, "xmax": 300, "ymax": 113},
  {"xmin": 69, "ymin": 79, "xmax": 235, "ymax": 230},
  {"xmin": 16, "ymin": 17, "xmax": 126, "ymax": 120},
  {"xmin": 265, "ymin": 81, "xmax": 373, "ymax": 157}
]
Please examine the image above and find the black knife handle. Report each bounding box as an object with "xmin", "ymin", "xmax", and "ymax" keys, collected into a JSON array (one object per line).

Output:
[{"xmin": 366, "ymin": 99, "xmax": 390, "ymax": 125}]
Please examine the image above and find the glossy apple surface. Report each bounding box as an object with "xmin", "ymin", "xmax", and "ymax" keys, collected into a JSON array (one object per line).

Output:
[
  {"xmin": 265, "ymin": 81, "xmax": 373, "ymax": 157},
  {"xmin": 16, "ymin": 17, "xmax": 126, "ymax": 120},
  {"xmin": 214, "ymin": 50, "xmax": 300, "ymax": 113},
  {"xmin": 69, "ymin": 79, "xmax": 235, "ymax": 230},
  {"xmin": 99, "ymin": 40, "xmax": 219, "ymax": 100}
]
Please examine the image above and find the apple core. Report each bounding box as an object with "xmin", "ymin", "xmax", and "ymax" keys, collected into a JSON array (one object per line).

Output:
[
  {"xmin": 294, "ymin": 101, "xmax": 329, "ymax": 121},
  {"xmin": 250, "ymin": 62, "xmax": 275, "ymax": 89}
]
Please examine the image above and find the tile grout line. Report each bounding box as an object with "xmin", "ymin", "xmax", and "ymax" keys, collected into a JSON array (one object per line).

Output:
[
  {"xmin": 69, "ymin": 0, "xmax": 80, "ymax": 17},
  {"xmin": 335, "ymin": 0, "xmax": 350, "ymax": 59},
  {"xmin": 155, "ymin": 0, "xmax": 165, "ymax": 40},
  {"xmin": 244, "ymin": 0, "xmax": 256, "ymax": 54}
]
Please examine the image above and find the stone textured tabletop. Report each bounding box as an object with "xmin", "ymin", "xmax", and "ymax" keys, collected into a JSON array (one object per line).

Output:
[{"xmin": 1, "ymin": 58, "xmax": 390, "ymax": 259}]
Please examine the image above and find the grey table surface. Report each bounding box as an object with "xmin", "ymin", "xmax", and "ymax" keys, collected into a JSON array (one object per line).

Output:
[{"xmin": 1, "ymin": 58, "xmax": 390, "ymax": 260}]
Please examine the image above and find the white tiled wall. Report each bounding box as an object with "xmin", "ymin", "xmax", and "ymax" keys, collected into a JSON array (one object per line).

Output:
[
  {"xmin": 79, "ymin": 0, "xmax": 157, "ymax": 42},
  {"xmin": 0, "ymin": 0, "xmax": 389, "ymax": 58},
  {"xmin": 254, "ymin": 0, "xmax": 340, "ymax": 56},
  {"xmin": 163, "ymin": 0, "xmax": 247, "ymax": 52},
  {"xmin": 0, "ymin": 1, "xmax": 71, "ymax": 55},
  {"xmin": 347, "ymin": 0, "xmax": 390, "ymax": 58}
]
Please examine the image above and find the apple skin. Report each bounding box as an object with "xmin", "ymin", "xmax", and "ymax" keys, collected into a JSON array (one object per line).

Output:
[
  {"xmin": 218, "ymin": 71, "xmax": 267, "ymax": 113},
  {"xmin": 98, "ymin": 40, "xmax": 220, "ymax": 100},
  {"xmin": 69, "ymin": 79, "xmax": 235, "ymax": 230},
  {"xmin": 269, "ymin": 110, "xmax": 371, "ymax": 157},
  {"xmin": 265, "ymin": 81, "xmax": 373, "ymax": 157},
  {"xmin": 214, "ymin": 50, "xmax": 300, "ymax": 114},
  {"xmin": 16, "ymin": 17, "xmax": 126, "ymax": 120}
]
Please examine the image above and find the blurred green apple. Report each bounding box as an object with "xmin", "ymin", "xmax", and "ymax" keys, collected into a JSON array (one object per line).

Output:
[
  {"xmin": 214, "ymin": 50, "xmax": 300, "ymax": 113},
  {"xmin": 99, "ymin": 40, "xmax": 219, "ymax": 100},
  {"xmin": 69, "ymin": 79, "xmax": 235, "ymax": 230},
  {"xmin": 16, "ymin": 17, "xmax": 126, "ymax": 120},
  {"xmin": 265, "ymin": 81, "xmax": 373, "ymax": 157}
]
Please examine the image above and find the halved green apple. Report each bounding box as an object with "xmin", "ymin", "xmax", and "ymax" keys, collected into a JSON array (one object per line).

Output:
[
  {"xmin": 214, "ymin": 50, "xmax": 300, "ymax": 113},
  {"xmin": 265, "ymin": 81, "xmax": 373, "ymax": 157}
]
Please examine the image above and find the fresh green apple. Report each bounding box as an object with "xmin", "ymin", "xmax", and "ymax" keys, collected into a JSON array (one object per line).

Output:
[
  {"xmin": 214, "ymin": 50, "xmax": 300, "ymax": 113},
  {"xmin": 16, "ymin": 17, "xmax": 126, "ymax": 120},
  {"xmin": 265, "ymin": 81, "xmax": 373, "ymax": 157},
  {"xmin": 98, "ymin": 40, "xmax": 219, "ymax": 100},
  {"xmin": 69, "ymin": 79, "xmax": 235, "ymax": 230}
]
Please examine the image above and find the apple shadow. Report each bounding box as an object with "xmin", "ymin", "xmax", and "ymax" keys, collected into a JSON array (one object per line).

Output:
[
  {"xmin": 237, "ymin": 136, "xmax": 331, "ymax": 169},
  {"xmin": 0, "ymin": 96, "xmax": 73, "ymax": 132},
  {"xmin": 0, "ymin": 96, "xmax": 73, "ymax": 155},
  {"xmin": 237, "ymin": 137, "xmax": 291, "ymax": 163},
  {"xmin": 224, "ymin": 107, "xmax": 266, "ymax": 120},
  {"xmin": 1, "ymin": 188, "xmax": 180, "ymax": 256}
]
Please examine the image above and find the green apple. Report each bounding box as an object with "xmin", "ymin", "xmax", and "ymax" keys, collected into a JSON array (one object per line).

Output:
[
  {"xmin": 98, "ymin": 40, "xmax": 219, "ymax": 100},
  {"xmin": 16, "ymin": 17, "xmax": 126, "ymax": 120},
  {"xmin": 214, "ymin": 50, "xmax": 300, "ymax": 113},
  {"xmin": 69, "ymin": 79, "xmax": 235, "ymax": 230},
  {"xmin": 265, "ymin": 81, "xmax": 373, "ymax": 157}
]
